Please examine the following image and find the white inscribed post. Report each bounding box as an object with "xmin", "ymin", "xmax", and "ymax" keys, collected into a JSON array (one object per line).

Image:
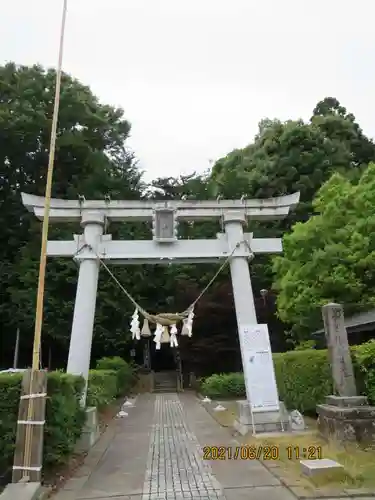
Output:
[
  {"xmin": 257, "ymin": 350, "xmax": 271, "ymax": 364},
  {"xmin": 240, "ymin": 324, "xmax": 280, "ymax": 412}
]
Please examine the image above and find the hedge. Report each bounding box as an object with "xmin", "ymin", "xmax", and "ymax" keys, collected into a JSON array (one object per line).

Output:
[
  {"xmin": 273, "ymin": 349, "xmax": 333, "ymax": 412},
  {"xmin": 44, "ymin": 372, "xmax": 86, "ymax": 467},
  {"xmin": 95, "ymin": 356, "xmax": 134, "ymax": 396},
  {"xmin": 200, "ymin": 340, "xmax": 375, "ymax": 414},
  {"xmin": 0, "ymin": 373, "xmax": 23, "ymax": 473},
  {"xmin": 86, "ymin": 370, "xmax": 118, "ymax": 409},
  {"xmin": 0, "ymin": 371, "xmax": 85, "ymax": 472},
  {"xmin": 0, "ymin": 356, "xmax": 135, "ymax": 474}
]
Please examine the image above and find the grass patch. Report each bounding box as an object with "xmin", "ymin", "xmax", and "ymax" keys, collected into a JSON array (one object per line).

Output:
[
  {"xmin": 201, "ymin": 400, "xmax": 238, "ymax": 427},
  {"xmin": 245, "ymin": 431, "xmax": 375, "ymax": 493},
  {"xmin": 202, "ymin": 399, "xmax": 375, "ymax": 495}
]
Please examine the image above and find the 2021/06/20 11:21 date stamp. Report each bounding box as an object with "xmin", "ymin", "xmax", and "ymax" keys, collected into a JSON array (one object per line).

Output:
[{"xmin": 202, "ymin": 445, "xmax": 323, "ymax": 461}]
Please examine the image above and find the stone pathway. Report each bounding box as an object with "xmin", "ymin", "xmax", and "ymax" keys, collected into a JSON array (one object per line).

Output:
[
  {"xmin": 142, "ymin": 394, "xmax": 223, "ymax": 500},
  {"xmin": 52, "ymin": 393, "xmax": 295, "ymax": 500}
]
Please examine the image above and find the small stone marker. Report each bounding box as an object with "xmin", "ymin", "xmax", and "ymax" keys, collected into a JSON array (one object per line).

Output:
[
  {"xmin": 117, "ymin": 410, "xmax": 128, "ymax": 418},
  {"xmin": 300, "ymin": 458, "xmax": 344, "ymax": 477},
  {"xmin": 289, "ymin": 409, "xmax": 305, "ymax": 431},
  {"xmin": 202, "ymin": 396, "xmax": 211, "ymax": 403},
  {"xmin": 122, "ymin": 400, "xmax": 134, "ymax": 407},
  {"xmin": 213, "ymin": 404, "xmax": 226, "ymax": 412}
]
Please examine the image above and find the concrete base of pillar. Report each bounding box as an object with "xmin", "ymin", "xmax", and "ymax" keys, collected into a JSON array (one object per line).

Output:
[
  {"xmin": 317, "ymin": 395, "xmax": 375, "ymax": 444},
  {"xmin": 75, "ymin": 406, "xmax": 100, "ymax": 452},
  {"xmin": 233, "ymin": 400, "xmax": 289, "ymax": 435},
  {"xmin": 0, "ymin": 482, "xmax": 44, "ymax": 500}
]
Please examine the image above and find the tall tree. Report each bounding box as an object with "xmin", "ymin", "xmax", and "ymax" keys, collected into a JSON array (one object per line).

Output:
[
  {"xmin": 311, "ymin": 97, "xmax": 375, "ymax": 169},
  {"xmin": 273, "ymin": 163, "xmax": 375, "ymax": 341},
  {"xmin": 0, "ymin": 63, "xmax": 144, "ymax": 367},
  {"xmin": 208, "ymin": 97, "xmax": 375, "ymax": 347}
]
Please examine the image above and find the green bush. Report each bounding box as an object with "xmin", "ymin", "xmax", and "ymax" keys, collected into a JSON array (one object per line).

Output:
[
  {"xmin": 353, "ymin": 339, "xmax": 375, "ymax": 404},
  {"xmin": 0, "ymin": 371, "xmax": 85, "ymax": 472},
  {"xmin": 200, "ymin": 340, "xmax": 375, "ymax": 413},
  {"xmin": 273, "ymin": 350, "xmax": 332, "ymax": 413},
  {"xmin": 0, "ymin": 361, "xmax": 136, "ymax": 473},
  {"xmin": 95, "ymin": 356, "xmax": 133, "ymax": 396},
  {"xmin": 0, "ymin": 373, "xmax": 22, "ymax": 472},
  {"xmin": 86, "ymin": 369, "xmax": 118, "ymax": 409},
  {"xmin": 201, "ymin": 373, "xmax": 245, "ymax": 399},
  {"xmin": 201, "ymin": 351, "xmax": 332, "ymax": 412},
  {"xmin": 44, "ymin": 372, "xmax": 86, "ymax": 467}
]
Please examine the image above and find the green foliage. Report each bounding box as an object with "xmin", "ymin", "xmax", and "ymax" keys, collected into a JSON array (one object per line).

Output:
[
  {"xmin": 0, "ymin": 62, "xmax": 143, "ymax": 367},
  {"xmin": 209, "ymin": 97, "xmax": 375, "ymax": 344},
  {"xmin": 95, "ymin": 356, "xmax": 133, "ymax": 396},
  {"xmin": 44, "ymin": 373, "xmax": 86, "ymax": 467},
  {"xmin": 353, "ymin": 340, "xmax": 375, "ymax": 403},
  {"xmin": 200, "ymin": 341, "xmax": 375, "ymax": 412},
  {"xmin": 0, "ymin": 373, "xmax": 22, "ymax": 471},
  {"xmin": 273, "ymin": 163, "xmax": 375, "ymax": 339},
  {"xmin": 0, "ymin": 364, "xmax": 136, "ymax": 472},
  {"xmin": 2, "ymin": 63, "xmax": 375, "ymax": 377},
  {"xmin": 201, "ymin": 373, "xmax": 245, "ymax": 399},
  {"xmin": 0, "ymin": 371, "xmax": 85, "ymax": 471},
  {"xmin": 212, "ymin": 97, "xmax": 375, "ymax": 206},
  {"xmin": 294, "ymin": 340, "xmax": 316, "ymax": 351},
  {"xmin": 273, "ymin": 350, "xmax": 332, "ymax": 412},
  {"xmin": 86, "ymin": 370, "xmax": 118, "ymax": 409}
]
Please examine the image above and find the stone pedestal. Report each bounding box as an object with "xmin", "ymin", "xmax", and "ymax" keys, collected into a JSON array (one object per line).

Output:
[
  {"xmin": 75, "ymin": 407, "xmax": 100, "ymax": 452},
  {"xmin": 317, "ymin": 395, "xmax": 375, "ymax": 444},
  {"xmin": 0, "ymin": 482, "xmax": 43, "ymax": 500},
  {"xmin": 233, "ymin": 400, "xmax": 289, "ymax": 435}
]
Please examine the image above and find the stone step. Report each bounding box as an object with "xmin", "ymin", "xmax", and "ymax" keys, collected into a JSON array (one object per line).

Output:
[
  {"xmin": 153, "ymin": 388, "xmax": 177, "ymax": 393},
  {"xmin": 153, "ymin": 386, "xmax": 176, "ymax": 389}
]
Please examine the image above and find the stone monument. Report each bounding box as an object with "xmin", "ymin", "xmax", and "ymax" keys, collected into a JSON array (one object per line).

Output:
[{"xmin": 317, "ymin": 303, "xmax": 375, "ymax": 443}]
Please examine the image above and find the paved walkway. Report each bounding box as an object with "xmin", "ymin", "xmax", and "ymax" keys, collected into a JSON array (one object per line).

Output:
[{"xmin": 53, "ymin": 393, "xmax": 294, "ymax": 500}]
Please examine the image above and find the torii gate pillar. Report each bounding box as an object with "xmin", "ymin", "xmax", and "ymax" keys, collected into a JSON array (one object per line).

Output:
[
  {"xmin": 66, "ymin": 211, "xmax": 104, "ymax": 403},
  {"xmin": 224, "ymin": 211, "xmax": 284, "ymax": 434},
  {"xmin": 224, "ymin": 211, "xmax": 257, "ymax": 328}
]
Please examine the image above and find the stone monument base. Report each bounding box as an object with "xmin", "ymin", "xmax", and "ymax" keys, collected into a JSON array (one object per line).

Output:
[
  {"xmin": 75, "ymin": 406, "xmax": 100, "ymax": 452},
  {"xmin": 317, "ymin": 395, "xmax": 375, "ymax": 444},
  {"xmin": 233, "ymin": 400, "xmax": 289, "ymax": 435}
]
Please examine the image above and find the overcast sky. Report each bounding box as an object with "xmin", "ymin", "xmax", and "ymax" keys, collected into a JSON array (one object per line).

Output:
[{"xmin": 1, "ymin": 0, "xmax": 374, "ymax": 181}]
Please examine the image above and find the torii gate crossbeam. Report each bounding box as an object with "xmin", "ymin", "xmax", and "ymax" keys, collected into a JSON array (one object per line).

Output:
[
  {"xmin": 22, "ymin": 192, "xmax": 299, "ymax": 222},
  {"xmin": 46, "ymin": 234, "xmax": 282, "ymax": 264}
]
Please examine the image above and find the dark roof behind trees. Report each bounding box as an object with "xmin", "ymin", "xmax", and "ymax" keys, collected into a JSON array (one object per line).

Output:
[{"xmin": 313, "ymin": 309, "xmax": 375, "ymax": 336}]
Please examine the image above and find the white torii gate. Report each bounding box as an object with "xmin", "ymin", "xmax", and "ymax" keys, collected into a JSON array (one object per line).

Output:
[{"xmin": 21, "ymin": 192, "xmax": 299, "ymax": 425}]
